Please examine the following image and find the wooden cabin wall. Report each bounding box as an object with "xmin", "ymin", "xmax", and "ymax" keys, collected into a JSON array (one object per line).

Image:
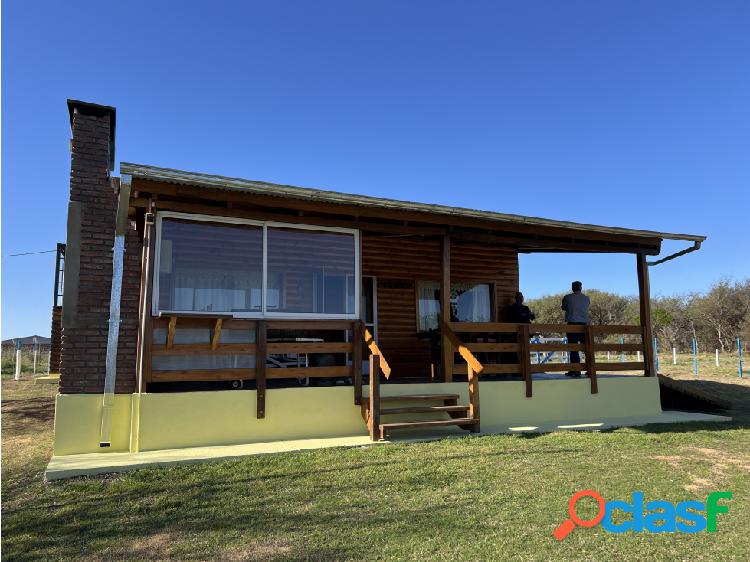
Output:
[{"xmin": 361, "ymin": 234, "xmax": 519, "ymax": 378}]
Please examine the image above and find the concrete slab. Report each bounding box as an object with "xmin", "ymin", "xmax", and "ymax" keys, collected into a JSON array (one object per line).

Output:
[
  {"xmin": 45, "ymin": 410, "xmax": 731, "ymax": 481},
  {"xmin": 34, "ymin": 374, "xmax": 60, "ymax": 385}
]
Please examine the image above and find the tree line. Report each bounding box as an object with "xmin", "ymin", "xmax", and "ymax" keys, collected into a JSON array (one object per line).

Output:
[{"xmin": 525, "ymin": 278, "xmax": 750, "ymax": 353}]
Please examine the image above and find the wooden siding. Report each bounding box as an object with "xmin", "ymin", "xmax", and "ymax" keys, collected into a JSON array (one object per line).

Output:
[{"xmin": 362, "ymin": 235, "xmax": 519, "ymax": 378}]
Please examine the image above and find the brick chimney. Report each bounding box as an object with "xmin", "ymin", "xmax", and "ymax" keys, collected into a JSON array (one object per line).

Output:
[{"xmin": 60, "ymin": 100, "xmax": 140, "ymax": 394}]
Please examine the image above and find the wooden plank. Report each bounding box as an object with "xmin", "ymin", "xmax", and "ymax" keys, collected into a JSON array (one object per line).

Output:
[
  {"xmin": 519, "ymin": 324, "xmax": 532, "ymax": 397},
  {"xmin": 637, "ymin": 253, "xmax": 655, "ymax": 376},
  {"xmin": 153, "ymin": 317, "xmax": 258, "ymax": 330},
  {"xmin": 266, "ymin": 342, "xmax": 353, "ymax": 354},
  {"xmin": 139, "ymin": 206, "xmax": 156, "ymax": 389},
  {"xmin": 380, "ymin": 418, "xmax": 478, "ymax": 432},
  {"xmin": 593, "ymin": 362, "xmax": 645, "ymax": 372},
  {"xmin": 152, "ymin": 343, "xmax": 257, "ymax": 356},
  {"xmin": 211, "ymin": 318, "xmax": 223, "ymax": 351},
  {"xmin": 380, "ymin": 405, "xmax": 469, "ymax": 415},
  {"xmin": 363, "ymin": 327, "xmax": 392, "ymax": 378},
  {"xmin": 454, "ymin": 363, "xmax": 520, "ymax": 375},
  {"xmin": 585, "ymin": 325, "xmax": 597, "ymax": 394},
  {"xmin": 256, "ymin": 320, "xmax": 267, "ymax": 419},
  {"xmin": 593, "ymin": 343, "xmax": 644, "ymax": 352},
  {"xmin": 442, "ymin": 322, "xmax": 484, "ymax": 375},
  {"xmin": 265, "ymin": 320, "xmax": 354, "ymax": 330},
  {"xmin": 530, "ymin": 363, "xmax": 587, "ymax": 373},
  {"xmin": 441, "ymin": 235, "xmax": 453, "ymax": 382},
  {"xmin": 159, "ymin": 311, "xmax": 233, "ymax": 319},
  {"xmin": 353, "ymin": 321, "xmax": 363, "ymax": 405},
  {"xmin": 378, "ymin": 393, "xmax": 460, "ymax": 401},
  {"xmin": 151, "ymin": 368, "xmax": 256, "ymax": 382},
  {"xmin": 466, "ymin": 343, "xmax": 519, "ymax": 352},
  {"xmin": 448, "ymin": 322, "xmax": 521, "ymax": 333},
  {"xmin": 369, "ymin": 356, "xmax": 381, "ymax": 440},
  {"xmin": 591, "ymin": 325, "xmax": 643, "ymax": 335},
  {"xmin": 467, "ymin": 365, "xmax": 480, "ymax": 433},
  {"xmin": 167, "ymin": 316, "xmax": 177, "ymax": 349},
  {"xmin": 266, "ymin": 365, "xmax": 352, "ymax": 379},
  {"xmin": 531, "ymin": 323, "xmax": 586, "ymax": 333},
  {"xmin": 529, "ymin": 343, "xmax": 585, "ymax": 352}
]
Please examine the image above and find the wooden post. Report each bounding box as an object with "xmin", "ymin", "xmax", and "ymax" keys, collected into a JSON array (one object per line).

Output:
[
  {"xmin": 519, "ymin": 324, "xmax": 532, "ymax": 397},
  {"xmin": 353, "ymin": 321, "xmax": 363, "ymax": 405},
  {"xmin": 137, "ymin": 207, "xmax": 156, "ymax": 392},
  {"xmin": 585, "ymin": 325, "xmax": 598, "ymax": 394},
  {"xmin": 256, "ymin": 320, "xmax": 267, "ymax": 419},
  {"xmin": 637, "ymin": 253, "xmax": 655, "ymax": 376},
  {"xmin": 369, "ymin": 354, "xmax": 381, "ymax": 440},
  {"xmin": 440, "ymin": 235, "xmax": 453, "ymax": 382},
  {"xmin": 467, "ymin": 365, "xmax": 480, "ymax": 433}
]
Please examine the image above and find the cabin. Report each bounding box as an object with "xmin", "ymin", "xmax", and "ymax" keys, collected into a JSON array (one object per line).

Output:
[{"xmin": 50, "ymin": 100, "xmax": 713, "ymax": 463}]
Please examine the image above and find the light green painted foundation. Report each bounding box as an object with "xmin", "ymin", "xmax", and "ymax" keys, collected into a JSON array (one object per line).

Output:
[{"xmin": 47, "ymin": 377, "xmax": 732, "ymax": 479}]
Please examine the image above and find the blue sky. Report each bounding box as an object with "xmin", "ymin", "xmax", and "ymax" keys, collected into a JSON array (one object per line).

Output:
[{"xmin": 2, "ymin": 1, "xmax": 749, "ymax": 338}]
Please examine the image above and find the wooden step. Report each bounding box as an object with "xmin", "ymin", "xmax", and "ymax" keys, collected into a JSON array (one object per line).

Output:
[
  {"xmin": 379, "ymin": 405, "xmax": 469, "ymax": 415},
  {"xmin": 380, "ymin": 417, "xmax": 479, "ymax": 432},
  {"xmin": 365, "ymin": 393, "xmax": 461, "ymax": 402}
]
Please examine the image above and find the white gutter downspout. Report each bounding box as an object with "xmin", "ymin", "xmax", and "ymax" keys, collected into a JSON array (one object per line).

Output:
[{"xmin": 100, "ymin": 174, "xmax": 131, "ymax": 447}]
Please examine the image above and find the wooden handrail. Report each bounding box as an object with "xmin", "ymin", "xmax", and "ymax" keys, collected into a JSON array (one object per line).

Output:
[
  {"xmin": 442, "ymin": 322, "xmax": 484, "ymax": 375},
  {"xmin": 363, "ymin": 327, "xmax": 392, "ymax": 378}
]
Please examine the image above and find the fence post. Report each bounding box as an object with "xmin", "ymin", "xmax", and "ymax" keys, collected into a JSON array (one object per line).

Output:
[
  {"xmin": 692, "ymin": 337, "xmax": 698, "ymax": 376},
  {"xmin": 653, "ymin": 337, "xmax": 659, "ymax": 373},
  {"xmin": 739, "ymin": 337, "xmax": 743, "ymax": 379},
  {"xmin": 14, "ymin": 342, "xmax": 22, "ymax": 381},
  {"xmin": 585, "ymin": 325, "xmax": 597, "ymax": 394},
  {"xmin": 369, "ymin": 354, "xmax": 381, "ymax": 440},
  {"xmin": 620, "ymin": 337, "xmax": 625, "ymax": 362},
  {"xmin": 47, "ymin": 350, "xmax": 52, "ymax": 374},
  {"xmin": 715, "ymin": 349, "xmax": 720, "ymax": 368},
  {"xmin": 33, "ymin": 343, "xmax": 38, "ymax": 375},
  {"xmin": 673, "ymin": 347, "xmax": 677, "ymax": 365}
]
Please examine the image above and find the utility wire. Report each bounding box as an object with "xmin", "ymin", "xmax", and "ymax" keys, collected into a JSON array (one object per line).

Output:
[{"xmin": 4, "ymin": 249, "xmax": 57, "ymax": 258}]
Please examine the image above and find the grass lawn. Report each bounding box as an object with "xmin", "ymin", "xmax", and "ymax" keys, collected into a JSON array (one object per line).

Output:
[{"xmin": 2, "ymin": 363, "xmax": 749, "ymax": 561}]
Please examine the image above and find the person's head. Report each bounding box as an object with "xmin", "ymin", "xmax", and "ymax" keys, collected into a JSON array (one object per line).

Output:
[
  {"xmin": 515, "ymin": 291, "xmax": 524, "ymax": 305},
  {"xmin": 572, "ymin": 281, "xmax": 583, "ymax": 293}
]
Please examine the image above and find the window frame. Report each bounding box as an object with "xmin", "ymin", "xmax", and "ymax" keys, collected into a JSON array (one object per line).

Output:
[{"xmin": 153, "ymin": 211, "xmax": 360, "ymax": 320}]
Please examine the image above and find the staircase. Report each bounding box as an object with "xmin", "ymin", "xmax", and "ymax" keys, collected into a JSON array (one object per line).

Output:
[
  {"xmin": 357, "ymin": 323, "xmax": 483, "ymax": 441},
  {"xmin": 361, "ymin": 393, "xmax": 479, "ymax": 440}
]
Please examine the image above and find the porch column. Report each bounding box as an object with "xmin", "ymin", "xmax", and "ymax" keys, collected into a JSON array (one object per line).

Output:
[
  {"xmin": 441, "ymin": 235, "xmax": 453, "ymax": 382},
  {"xmin": 637, "ymin": 253, "xmax": 655, "ymax": 376}
]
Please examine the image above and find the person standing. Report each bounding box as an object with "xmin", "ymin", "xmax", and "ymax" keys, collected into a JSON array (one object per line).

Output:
[
  {"xmin": 508, "ymin": 291, "xmax": 536, "ymax": 324},
  {"xmin": 561, "ymin": 281, "xmax": 590, "ymax": 377}
]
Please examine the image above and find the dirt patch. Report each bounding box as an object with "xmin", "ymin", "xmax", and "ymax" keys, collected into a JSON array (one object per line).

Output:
[
  {"xmin": 653, "ymin": 447, "xmax": 750, "ymax": 492},
  {"xmin": 122, "ymin": 530, "xmax": 179, "ymax": 560},
  {"xmin": 223, "ymin": 539, "xmax": 294, "ymax": 561}
]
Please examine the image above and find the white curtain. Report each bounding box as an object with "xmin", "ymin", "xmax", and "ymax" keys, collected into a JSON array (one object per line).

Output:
[
  {"xmin": 453, "ymin": 283, "xmax": 491, "ymax": 322},
  {"xmin": 172, "ymin": 270, "xmax": 261, "ymax": 312},
  {"xmin": 418, "ymin": 281, "xmax": 440, "ymax": 331}
]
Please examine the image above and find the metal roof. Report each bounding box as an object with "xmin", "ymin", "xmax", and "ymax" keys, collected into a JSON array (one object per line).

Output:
[{"xmin": 120, "ymin": 162, "xmax": 706, "ymax": 243}]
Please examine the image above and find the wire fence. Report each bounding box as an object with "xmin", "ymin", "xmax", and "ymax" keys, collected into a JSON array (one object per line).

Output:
[{"xmin": 1, "ymin": 344, "xmax": 52, "ymax": 376}]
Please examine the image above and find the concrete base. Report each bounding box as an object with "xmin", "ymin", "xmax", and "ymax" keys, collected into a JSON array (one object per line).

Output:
[
  {"xmin": 45, "ymin": 410, "xmax": 731, "ymax": 481},
  {"xmin": 34, "ymin": 374, "xmax": 60, "ymax": 385}
]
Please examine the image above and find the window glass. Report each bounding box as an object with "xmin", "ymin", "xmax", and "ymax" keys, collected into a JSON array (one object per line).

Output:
[
  {"xmin": 417, "ymin": 281, "xmax": 492, "ymax": 330},
  {"xmin": 266, "ymin": 227, "xmax": 356, "ymax": 314},
  {"xmin": 158, "ymin": 219, "xmax": 263, "ymax": 313}
]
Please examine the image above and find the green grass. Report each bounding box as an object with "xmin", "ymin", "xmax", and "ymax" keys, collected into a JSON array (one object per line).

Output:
[{"xmin": 2, "ymin": 371, "xmax": 750, "ymax": 561}]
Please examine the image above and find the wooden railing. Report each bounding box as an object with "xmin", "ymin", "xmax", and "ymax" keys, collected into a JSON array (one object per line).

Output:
[
  {"xmin": 354, "ymin": 323, "xmax": 391, "ymax": 406},
  {"xmin": 443, "ymin": 322, "xmax": 484, "ymax": 429},
  {"xmin": 149, "ymin": 314, "xmax": 357, "ymax": 418},
  {"xmin": 446, "ymin": 322, "xmax": 649, "ymax": 397}
]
